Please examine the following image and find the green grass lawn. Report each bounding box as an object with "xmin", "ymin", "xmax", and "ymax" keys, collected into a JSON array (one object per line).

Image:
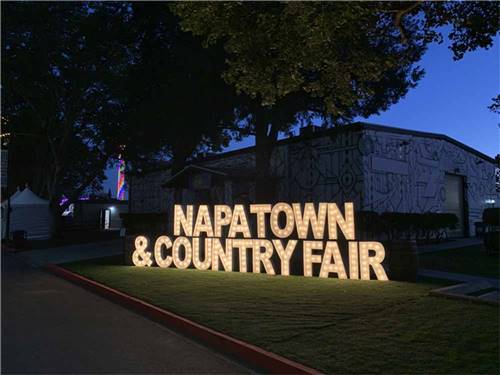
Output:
[
  {"xmin": 65, "ymin": 256, "xmax": 499, "ymax": 374},
  {"xmin": 419, "ymin": 245, "xmax": 500, "ymax": 279}
]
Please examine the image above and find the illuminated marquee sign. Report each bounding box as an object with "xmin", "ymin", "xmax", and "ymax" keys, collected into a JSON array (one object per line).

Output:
[{"xmin": 132, "ymin": 203, "xmax": 389, "ymax": 280}]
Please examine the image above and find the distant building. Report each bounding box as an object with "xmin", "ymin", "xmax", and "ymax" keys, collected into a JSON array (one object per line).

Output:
[
  {"xmin": 63, "ymin": 197, "xmax": 128, "ymax": 231},
  {"xmin": 128, "ymin": 123, "xmax": 499, "ymax": 238}
]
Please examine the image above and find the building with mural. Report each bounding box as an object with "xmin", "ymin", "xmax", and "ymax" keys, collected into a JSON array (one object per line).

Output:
[{"xmin": 128, "ymin": 122, "xmax": 499, "ymax": 238}]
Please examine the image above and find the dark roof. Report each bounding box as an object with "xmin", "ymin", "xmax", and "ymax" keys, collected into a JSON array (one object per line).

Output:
[
  {"xmin": 357, "ymin": 122, "xmax": 495, "ymax": 163},
  {"xmin": 189, "ymin": 122, "xmax": 495, "ymax": 164},
  {"xmin": 137, "ymin": 122, "xmax": 496, "ymax": 176},
  {"xmin": 162, "ymin": 164, "xmax": 254, "ymax": 187}
]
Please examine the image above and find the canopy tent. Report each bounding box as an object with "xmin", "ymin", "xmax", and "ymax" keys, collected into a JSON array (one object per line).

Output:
[
  {"xmin": 2, "ymin": 188, "xmax": 52, "ymax": 240},
  {"xmin": 1, "ymin": 188, "xmax": 21, "ymax": 208},
  {"xmin": 1, "ymin": 189, "xmax": 21, "ymax": 239}
]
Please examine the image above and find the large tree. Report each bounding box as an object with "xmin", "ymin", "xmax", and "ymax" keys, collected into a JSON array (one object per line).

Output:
[
  {"xmin": 112, "ymin": 3, "xmax": 245, "ymax": 175},
  {"xmin": 173, "ymin": 1, "xmax": 499, "ymax": 200},
  {"xmin": 2, "ymin": 2, "xmax": 129, "ymax": 221},
  {"xmin": 1, "ymin": 1, "xmax": 246, "ymax": 226}
]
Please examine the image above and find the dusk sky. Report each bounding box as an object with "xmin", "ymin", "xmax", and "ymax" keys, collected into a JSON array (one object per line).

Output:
[{"xmin": 104, "ymin": 35, "xmax": 499, "ymax": 197}]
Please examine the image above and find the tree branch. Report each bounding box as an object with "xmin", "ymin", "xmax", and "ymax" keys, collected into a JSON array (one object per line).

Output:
[{"xmin": 387, "ymin": 1, "xmax": 422, "ymax": 44}]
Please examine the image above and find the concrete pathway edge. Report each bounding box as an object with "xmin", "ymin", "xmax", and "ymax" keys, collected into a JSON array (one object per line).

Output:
[
  {"xmin": 45, "ymin": 264, "xmax": 321, "ymax": 375},
  {"xmin": 419, "ymin": 268, "xmax": 500, "ymax": 286},
  {"xmin": 429, "ymin": 284, "xmax": 500, "ymax": 307}
]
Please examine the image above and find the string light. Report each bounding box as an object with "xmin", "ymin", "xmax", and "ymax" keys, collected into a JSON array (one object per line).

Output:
[
  {"xmin": 212, "ymin": 238, "xmax": 233, "ymax": 271},
  {"xmin": 272, "ymin": 239, "xmax": 297, "ymax": 276},
  {"xmin": 327, "ymin": 203, "xmax": 355, "ymax": 240},
  {"xmin": 232, "ymin": 239, "xmax": 253, "ymax": 272},
  {"xmin": 348, "ymin": 241, "xmax": 359, "ymax": 279},
  {"xmin": 292, "ymin": 203, "xmax": 327, "ymax": 239},
  {"xmin": 214, "ymin": 205, "xmax": 232, "ymax": 237},
  {"xmin": 134, "ymin": 203, "xmax": 390, "ymax": 281},
  {"xmin": 228, "ymin": 205, "xmax": 251, "ymax": 238},
  {"xmin": 154, "ymin": 235, "xmax": 173, "ymax": 268},
  {"xmin": 192, "ymin": 237, "xmax": 212, "ymax": 270},
  {"xmin": 193, "ymin": 205, "xmax": 214, "ymax": 237},
  {"xmin": 132, "ymin": 236, "xmax": 153, "ymax": 267},
  {"xmin": 270, "ymin": 203, "xmax": 295, "ymax": 238},
  {"xmin": 319, "ymin": 241, "xmax": 347, "ymax": 279},
  {"xmin": 172, "ymin": 236, "xmax": 192, "ymax": 269},
  {"xmin": 303, "ymin": 240, "xmax": 323, "ymax": 277},
  {"xmin": 252, "ymin": 239, "xmax": 275, "ymax": 275},
  {"xmin": 173, "ymin": 205, "xmax": 193, "ymax": 236},
  {"xmin": 359, "ymin": 241, "xmax": 388, "ymax": 281},
  {"xmin": 249, "ymin": 204, "xmax": 271, "ymax": 238}
]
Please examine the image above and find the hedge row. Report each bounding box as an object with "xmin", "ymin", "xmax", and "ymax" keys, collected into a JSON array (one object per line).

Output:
[{"xmin": 356, "ymin": 211, "xmax": 458, "ymax": 242}]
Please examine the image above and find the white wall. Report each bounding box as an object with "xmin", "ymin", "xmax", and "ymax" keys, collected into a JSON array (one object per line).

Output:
[{"xmin": 361, "ymin": 129, "xmax": 498, "ymax": 235}]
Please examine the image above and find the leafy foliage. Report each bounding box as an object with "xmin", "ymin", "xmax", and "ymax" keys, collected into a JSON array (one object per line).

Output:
[
  {"xmin": 174, "ymin": 2, "xmax": 499, "ymax": 119},
  {"xmin": 173, "ymin": 1, "xmax": 499, "ymax": 200},
  {"xmin": 173, "ymin": 2, "xmax": 428, "ymax": 122},
  {"xmin": 113, "ymin": 3, "xmax": 246, "ymax": 173},
  {"xmin": 2, "ymin": 1, "xmax": 247, "ymax": 211},
  {"xmin": 489, "ymin": 95, "xmax": 500, "ymax": 114},
  {"xmin": 2, "ymin": 2, "xmax": 127, "ymax": 205},
  {"xmin": 2, "ymin": 1, "xmax": 498, "ymax": 208}
]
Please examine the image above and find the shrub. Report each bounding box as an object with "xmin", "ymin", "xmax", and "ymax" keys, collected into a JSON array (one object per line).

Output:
[
  {"xmin": 355, "ymin": 210, "xmax": 383, "ymax": 239},
  {"xmin": 379, "ymin": 212, "xmax": 458, "ymax": 242},
  {"xmin": 380, "ymin": 212, "xmax": 414, "ymax": 239}
]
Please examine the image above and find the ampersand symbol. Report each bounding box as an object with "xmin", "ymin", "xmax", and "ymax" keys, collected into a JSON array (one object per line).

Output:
[{"xmin": 132, "ymin": 236, "xmax": 153, "ymax": 267}]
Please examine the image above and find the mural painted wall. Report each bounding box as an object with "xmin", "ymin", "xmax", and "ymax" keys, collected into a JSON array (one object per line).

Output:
[
  {"xmin": 361, "ymin": 129, "xmax": 498, "ymax": 235},
  {"xmin": 283, "ymin": 131, "xmax": 364, "ymax": 207},
  {"xmin": 129, "ymin": 125, "xmax": 498, "ymax": 236}
]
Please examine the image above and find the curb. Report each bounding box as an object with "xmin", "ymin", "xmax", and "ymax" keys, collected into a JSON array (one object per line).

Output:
[{"xmin": 45, "ymin": 264, "xmax": 321, "ymax": 375}]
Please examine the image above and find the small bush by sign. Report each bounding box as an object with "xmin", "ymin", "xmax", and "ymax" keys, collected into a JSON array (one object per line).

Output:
[{"xmin": 356, "ymin": 211, "xmax": 458, "ymax": 243}]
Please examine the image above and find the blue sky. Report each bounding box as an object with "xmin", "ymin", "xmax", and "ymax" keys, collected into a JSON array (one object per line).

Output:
[{"xmin": 103, "ymin": 36, "xmax": 499, "ymax": 197}]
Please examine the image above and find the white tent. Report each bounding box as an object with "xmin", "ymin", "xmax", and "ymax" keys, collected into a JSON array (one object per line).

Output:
[
  {"xmin": 1, "ymin": 189, "xmax": 21, "ymax": 239},
  {"xmin": 2, "ymin": 188, "xmax": 52, "ymax": 240},
  {"xmin": 4, "ymin": 189, "xmax": 21, "ymax": 203}
]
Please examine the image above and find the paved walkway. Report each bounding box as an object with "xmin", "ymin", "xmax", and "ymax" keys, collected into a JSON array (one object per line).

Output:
[
  {"xmin": 419, "ymin": 268, "xmax": 500, "ymax": 287},
  {"xmin": 1, "ymin": 253, "xmax": 250, "ymax": 374},
  {"xmin": 430, "ymin": 280, "xmax": 500, "ymax": 304},
  {"xmin": 13, "ymin": 239, "xmax": 123, "ymax": 266},
  {"xmin": 418, "ymin": 237, "xmax": 482, "ymax": 254}
]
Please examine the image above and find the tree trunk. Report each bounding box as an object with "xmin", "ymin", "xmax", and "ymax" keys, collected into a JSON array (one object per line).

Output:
[
  {"xmin": 171, "ymin": 143, "xmax": 190, "ymax": 204},
  {"xmin": 254, "ymin": 118, "xmax": 278, "ymax": 203}
]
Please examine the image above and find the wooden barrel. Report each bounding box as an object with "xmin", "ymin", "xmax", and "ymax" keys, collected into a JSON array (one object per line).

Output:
[{"xmin": 384, "ymin": 240, "xmax": 419, "ymax": 282}]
